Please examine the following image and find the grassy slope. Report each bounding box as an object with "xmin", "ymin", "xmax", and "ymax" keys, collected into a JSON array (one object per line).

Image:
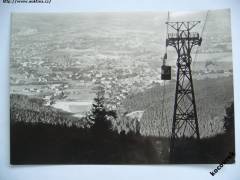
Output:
[{"xmin": 10, "ymin": 121, "xmax": 234, "ymax": 164}]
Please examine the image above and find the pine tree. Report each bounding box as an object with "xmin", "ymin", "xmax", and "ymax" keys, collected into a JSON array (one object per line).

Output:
[{"xmin": 88, "ymin": 85, "xmax": 117, "ymax": 137}]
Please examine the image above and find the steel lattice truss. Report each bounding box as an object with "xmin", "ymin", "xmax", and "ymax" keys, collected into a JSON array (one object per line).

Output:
[{"xmin": 166, "ymin": 21, "xmax": 202, "ymax": 152}]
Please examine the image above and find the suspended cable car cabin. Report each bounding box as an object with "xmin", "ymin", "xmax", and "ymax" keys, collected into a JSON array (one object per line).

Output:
[{"xmin": 161, "ymin": 53, "xmax": 171, "ymax": 80}]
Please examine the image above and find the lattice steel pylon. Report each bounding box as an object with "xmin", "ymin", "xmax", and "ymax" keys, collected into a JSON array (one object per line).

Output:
[{"xmin": 166, "ymin": 21, "xmax": 202, "ymax": 156}]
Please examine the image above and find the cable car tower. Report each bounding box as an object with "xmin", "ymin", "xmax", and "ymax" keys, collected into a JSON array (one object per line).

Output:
[{"xmin": 164, "ymin": 21, "xmax": 202, "ymax": 156}]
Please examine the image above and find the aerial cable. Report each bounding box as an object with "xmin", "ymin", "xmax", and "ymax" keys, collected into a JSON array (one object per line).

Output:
[
  {"xmin": 192, "ymin": 10, "xmax": 209, "ymax": 69},
  {"xmin": 160, "ymin": 11, "xmax": 171, "ymax": 136},
  {"xmin": 163, "ymin": 11, "xmax": 170, "ymax": 65}
]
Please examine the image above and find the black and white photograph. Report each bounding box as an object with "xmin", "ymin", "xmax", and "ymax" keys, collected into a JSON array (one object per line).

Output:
[{"xmin": 10, "ymin": 9, "xmax": 235, "ymax": 164}]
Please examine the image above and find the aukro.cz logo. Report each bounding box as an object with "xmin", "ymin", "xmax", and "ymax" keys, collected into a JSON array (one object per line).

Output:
[
  {"xmin": 3, "ymin": 0, "xmax": 51, "ymax": 3},
  {"xmin": 209, "ymin": 152, "xmax": 235, "ymax": 176}
]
